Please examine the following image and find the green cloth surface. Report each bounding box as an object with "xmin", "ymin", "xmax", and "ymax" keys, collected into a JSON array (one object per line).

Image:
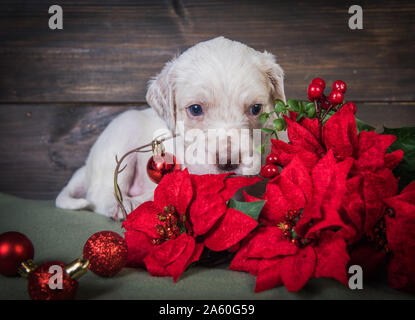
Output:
[{"xmin": 0, "ymin": 193, "xmax": 414, "ymax": 300}]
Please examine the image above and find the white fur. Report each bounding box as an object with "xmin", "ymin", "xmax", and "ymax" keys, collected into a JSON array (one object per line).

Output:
[{"xmin": 56, "ymin": 37, "xmax": 286, "ymax": 219}]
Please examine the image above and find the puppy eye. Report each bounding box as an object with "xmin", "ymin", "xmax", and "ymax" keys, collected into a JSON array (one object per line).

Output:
[
  {"xmin": 187, "ymin": 104, "xmax": 204, "ymax": 117},
  {"xmin": 250, "ymin": 104, "xmax": 262, "ymax": 116}
]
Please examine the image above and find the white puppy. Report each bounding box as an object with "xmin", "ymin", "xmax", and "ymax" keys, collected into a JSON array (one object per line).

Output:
[{"xmin": 56, "ymin": 37, "xmax": 286, "ymax": 219}]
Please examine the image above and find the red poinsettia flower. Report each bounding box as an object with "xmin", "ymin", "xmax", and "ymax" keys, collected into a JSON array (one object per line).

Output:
[
  {"xmin": 270, "ymin": 103, "xmax": 404, "ymax": 278},
  {"xmin": 383, "ymin": 182, "xmax": 415, "ymax": 293},
  {"xmin": 230, "ymin": 151, "xmax": 351, "ymax": 292},
  {"xmin": 122, "ymin": 169, "xmax": 260, "ymax": 281},
  {"xmin": 271, "ymin": 104, "xmax": 403, "ymax": 172}
]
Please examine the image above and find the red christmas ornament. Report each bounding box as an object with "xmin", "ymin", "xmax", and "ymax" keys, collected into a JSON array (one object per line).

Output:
[
  {"xmin": 332, "ymin": 80, "xmax": 347, "ymax": 93},
  {"xmin": 311, "ymin": 77, "xmax": 326, "ymax": 90},
  {"xmin": 307, "ymin": 83, "xmax": 323, "ymax": 101},
  {"xmin": 0, "ymin": 231, "xmax": 34, "ymax": 276},
  {"xmin": 265, "ymin": 153, "xmax": 281, "ymax": 165},
  {"xmin": 27, "ymin": 259, "xmax": 89, "ymax": 300},
  {"xmin": 147, "ymin": 140, "xmax": 181, "ymax": 184},
  {"xmin": 83, "ymin": 231, "xmax": 128, "ymax": 277},
  {"xmin": 260, "ymin": 164, "xmax": 279, "ymax": 179},
  {"xmin": 329, "ymin": 90, "xmax": 344, "ymax": 105}
]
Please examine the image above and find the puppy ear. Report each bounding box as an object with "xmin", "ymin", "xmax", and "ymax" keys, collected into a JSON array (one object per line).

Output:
[
  {"xmin": 146, "ymin": 59, "xmax": 176, "ymax": 131},
  {"xmin": 259, "ymin": 51, "xmax": 286, "ymax": 103}
]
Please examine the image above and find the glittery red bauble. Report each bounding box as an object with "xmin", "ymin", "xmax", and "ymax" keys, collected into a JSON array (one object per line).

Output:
[
  {"xmin": 0, "ymin": 231, "xmax": 34, "ymax": 276},
  {"xmin": 28, "ymin": 261, "xmax": 78, "ymax": 300},
  {"xmin": 147, "ymin": 152, "xmax": 181, "ymax": 184},
  {"xmin": 83, "ymin": 231, "xmax": 128, "ymax": 277}
]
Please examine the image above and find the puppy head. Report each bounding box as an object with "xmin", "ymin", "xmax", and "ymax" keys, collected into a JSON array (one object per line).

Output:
[{"xmin": 146, "ymin": 36, "xmax": 285, "ymax": 174}]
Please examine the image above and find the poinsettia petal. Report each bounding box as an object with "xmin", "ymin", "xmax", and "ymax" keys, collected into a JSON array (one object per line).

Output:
[
  {"xmin": 284, "ymin": 115, "xmax": 324, "ymax": 155},
  {"xmin": 355, "ymin": 131, "xmax": 396, "ymax": 173},
  {"xmin": 384, "ymin": 181, "xmax": 415, "ymax": 206},
  {"xmin": 384, "ymin": 149, "xmax": 404, "ymax": 170},
  {"xmin": 305, "ymin": 206, "xmax": 349, "ymax": 238},
  {"xmin": 122, "ymin": 201, "xmax": 161, "ymax": 239},
  {"xmin": 314, "ymin": 231, "xmax": 350, "ymax": 285},
  {"xmin": 243, "ymin": 190, "xmax": 262, "ymax": 202},
  {"xmin": 145, "ymin": 233, "xmax": 188, "ymax": 268},
  {"xmin": 324, "ymin": 102, "xmax": 358, "ymax": 161},
  {"xmin": 247, "ymin": 226, "xmax": 298, "ymax": 258},
  {"xmin": 189, "ymin": 193, "xmax": 227, "ymax": 236},
  {"xmin": 190, "ymin": 173, "xmax": 232, "ymax": 196},
  {"xmin": 296, "ymin": 151, "xmax": 351, "ymax": 236},
  {"xmin": 165, "ymin": 235, "xmax": 198, "ymax": 282},
  {"xmin": 229, "ymin": 236, "xmax": 262, "ymax": 275},
  {"xmin": 349, "ymin": 241, "xmax": 387, "ymax": 279},
  {"xmin": 154, "ymin": 169, "xmax": 193, "ymax": 215},
  {"xmin": 342, "ymin": 176, "xmax": 365, "ymax": 232},
  {"xmin": 255, "ymin": 258, "xmax": 283, "ymax": 292},
  {"xmin": 280, "ymin": 156, "xmax": 313, "ymax": 203},
  {"xmin": 387, "ymin": 255, "xmax": 415, "ymax": 293},
  {"xmin": 261, "ymin": 182, "xmax": 293, "ymax": 225},
  {"xmin": 363, "ymin": 168, "xmax": 398, "ymax": 234},
  {"xmin": 271, "ymin": 139, "xmax": 320, "ymax": 169},
  {"xmin": 280, "ymin": 245, "xmax": 316, "ymax": 292},
  {"xmin": 299, "ymin": 117, "xmax": 320, "ymax": 140},
  {"xmin": 221, "ymin": 176, "xmax": 262, "ymax": 201},
  {"xmin": 204, "ymin": 208, "xmax": 258, "ymax": 251},
  {"xmin": 124, "ymin": 230, "xmax": 153, "ymax": 268}
]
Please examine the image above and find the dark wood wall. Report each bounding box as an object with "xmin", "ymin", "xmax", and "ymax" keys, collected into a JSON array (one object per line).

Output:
[{"xmin": 1, "ymin": 0, "xmax": 415, "ymax": 199}]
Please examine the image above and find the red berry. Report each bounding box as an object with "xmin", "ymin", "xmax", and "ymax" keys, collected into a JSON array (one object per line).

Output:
[
  {"xmin": 332, "ymin": 80, "xmax": 347, "ymax": 94},
  {"xmin": 319, "ymin": 95, "xmax": 331, "ymax": 110},
  {"xmin": 260, "ymin": 164, "xmax": 279, "ymax": 179},
  {"xmin": 343, "ymin": 101, "xmax": 357, "ymax": 114},
  {"xmin": 311, "ymin": 77, "xmax": 326, "ymax": 90},
  {"xmin": 307, "ymin": 84, "xmax": 323, "ymax": 101},
  {"xmin": 329, "ymin": 90, "xmax": 344, "ymax": 105},
  {"xmin": 265, "ymin": 153, "xmax": 280, "ymax": 165}
]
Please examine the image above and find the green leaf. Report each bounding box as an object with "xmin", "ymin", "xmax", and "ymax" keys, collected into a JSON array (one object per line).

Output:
[
  {"xmin": 296, "ymin": 112, "xmax": 305, "ymax": 123},
  {"xmin": 307, "ymin": 106, "xmax": 316, "ymax": 118},
  {"xmin": 286, "ymin": 99, "xmax": 301, "ymax": 112},
  {"xmin": 274, "ymin": 100, "xmax": 286, "ymax": 113},
  {"xmin": 383, "ymin": 126, "xmax": 415, "ymax": 190},
  {"xmin": 259, "ymin": 112, "xmax": 269, "ymax": 124},
  {"xmin": 261, "ymin": 127, "xmax": 274, "ymax": 133},
  {"xmin": 228, "ymin": 199, "xmax": 266, "ymax": 221}
]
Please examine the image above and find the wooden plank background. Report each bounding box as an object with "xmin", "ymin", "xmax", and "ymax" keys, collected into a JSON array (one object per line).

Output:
[{"xmin": 0, "ymin": 0, "xmax": 414, "ymax": 199}]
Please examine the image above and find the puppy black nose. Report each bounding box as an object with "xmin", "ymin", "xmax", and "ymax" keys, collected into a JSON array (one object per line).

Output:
[
  {"xmin": 216, "ymin": 152, "xmax": 239, "ymax": 171},
  {"xmin": 217, "ymin": 161, "xmax": 239, "ymax": 171}
]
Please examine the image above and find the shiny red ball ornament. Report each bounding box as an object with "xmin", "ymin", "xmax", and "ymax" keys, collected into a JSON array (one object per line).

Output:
[
  {"xmin": 147, "ymin": 153, "xmax": 180, "ymax": 184},
  {"xmin": 28, "ymin": 261, "xmax": 78, "ymax": 300},
  {"xmin": 329, "ymin": 90, "xmax": 344, "ymax": 106},
  {"xmin": 147, "ymin": 139, "xmax": 180, "ymax": 184},
  {"xmin": 0, "ymin": 231, "xmax": 34, "ymax": 276},
  {"xmin": 83, "ymin": 231, "xmax": 128, "ymax": 277},
  {"xmin": 260, "ymin": 164, "xmax": 279, "ymax": 179},
  {"xmin": 265, "ymin": 153, "xmax": 281, "ymax": 165},
  {"xmin": 332, "ymin": 80, "xmax": 347, "ymax": 93},
  {"xmin": 311, "ymin": 77, "xmax": 326, "ymax": 90},
  {"xmin": 307, "ymin": 83, "xmax": 323, "ymax": 101}
]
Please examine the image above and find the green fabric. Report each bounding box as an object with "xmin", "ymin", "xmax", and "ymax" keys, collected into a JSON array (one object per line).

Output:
[{"xmin": 0, "ymin": 193, "xmax": 414, "ymax": 300}]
